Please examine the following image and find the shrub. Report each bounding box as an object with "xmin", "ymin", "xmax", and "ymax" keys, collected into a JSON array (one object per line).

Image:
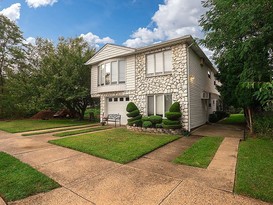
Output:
[
  {"xmin": 143, "ymin": 121, "xmax": 153, "ymax": 128},
  {"xmin": 126, "ymin": 109, "xmax": 140, "ymax": 117},
  {"xmin": 149, "ymin": 115, "xmax": 162, "ymax": 124},
  {"xmin": 253, "ymin": 112, "xmax": 273, "ymax": 139},
  {"xmin": 156, "ymin": 123, "xmax": 163, "ymax": 128},
  {"xmin": 162, "ymin": 119, "xmax": 180, "ymax": 125},
  {"xmin": 215, "ymin": 111, "xmax": 229, "ymax": 120},
  {"xmin": 126, "ymin": 102, "xmax": 138, "ymax": 112},
  {"xmin": 142, "ymin": 116, "xmax": 150, "ymax": 122},
  {"xmin": 209, "ymin": 113, "xmax": 218, "ymax": 123},
  {"xmin": 127, "ymin": 114, "xmax": 142, "ymax": 123},
  {"xmin": 126, "ymin": 102, "xmax": 142, "ymax": 127},
  {"xmin": 169, "ymin": 102, "xmax": 180, "ymax": 112},
  {"xmin": 165, "ymin": 112, "xmax": 182, "ymax": 120},
  {"xmin": 162, "ymin": 124, "xmax": 182, "ymax": 129}
]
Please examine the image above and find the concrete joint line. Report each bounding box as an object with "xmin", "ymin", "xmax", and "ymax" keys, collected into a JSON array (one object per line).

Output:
[
  {"xmin": 158, "ymin": 180, "xmax": 183, "ymax": 205},
  {"xmin": 63, "ymin": 186, "xmax": 96, "ymax": 205}
]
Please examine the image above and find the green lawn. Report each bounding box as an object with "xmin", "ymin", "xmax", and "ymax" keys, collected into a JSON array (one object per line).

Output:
[
  {"xmin": 53, "ymin": 126, "xmax": 111, "ymax": 137},
  {"xmin": 49, "ymin": 128, "xmax": 179, "ymax": 164},
  {"xmin": 0, "ymin": 119, "xmax": 90, "ymax": 133},
  {"xmin": 235, "ymin": 138, "xmax": 273, "ymax": 203},
  {"xmin": 22, "ymin": 124, "xmax": 99, "ymax": 136},
  {"xmin": 173, "ymin": 137, "xmax": 224, "ymax": 168},
  {"xmin": 221, "ymin": 114, "xmax": 246, "ymax": 124},
  {"xmin": 0, "ymin": 152, "xmax": 60, "ymax": 202}
]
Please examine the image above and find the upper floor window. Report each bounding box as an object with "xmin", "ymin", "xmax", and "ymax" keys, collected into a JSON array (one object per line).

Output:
[
  {"xmin": 146, "ymin": 50, "xmax": 172, "ymax": 76},
  {"xmin": 98, "ymin": 59, "xmax": 126, "ymax": 86}
]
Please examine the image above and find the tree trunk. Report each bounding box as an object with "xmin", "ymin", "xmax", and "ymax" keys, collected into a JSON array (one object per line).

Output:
[{"xmin": 244, "ymin": 107, "xmax": 253, "ymax": 134}]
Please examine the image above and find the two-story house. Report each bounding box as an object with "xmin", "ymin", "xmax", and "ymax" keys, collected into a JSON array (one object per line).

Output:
[{"xmin": 85, "ymin": 35, "xmax": 220, "ymax": 131}]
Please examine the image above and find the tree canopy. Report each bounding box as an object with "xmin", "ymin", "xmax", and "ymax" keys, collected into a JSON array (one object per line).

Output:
[{"xmin": 200, "ymin": 0, "xmax": 273, "ymax": 131}]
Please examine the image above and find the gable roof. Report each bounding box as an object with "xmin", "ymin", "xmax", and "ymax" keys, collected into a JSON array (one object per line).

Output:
[{"xmin": 85, "ymin": 44, "xmax": 136, "ymax": 65}]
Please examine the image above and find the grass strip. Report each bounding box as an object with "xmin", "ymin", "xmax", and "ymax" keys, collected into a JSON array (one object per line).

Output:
[
  {"xmin": 0, "ymin": 152, "xmax": 60, "ymax": 202},
  {"xmin": 235, "ymin": 138, "xmax": 273, "ymax": 203},
  {"xmin": 173, "ymin": 136, "xmax": 224, "ymax": 168},
  {"xmin": 221, "ymin": 114, "xmax": 246, "ymax": 124},
  {"xmin": 49, "ymin": 128, "xmax": 179, "ymax": 164},
  {"xmin": 53, "ymin": 126, "xmax": 112, "ymax": 137},
  {"xmin": 22, "ymin": 124, "xmax": 99, "ymax": 136},
  {"xmin": 0, "ymin": 119, "xmax": 90, "ymax": 133}
]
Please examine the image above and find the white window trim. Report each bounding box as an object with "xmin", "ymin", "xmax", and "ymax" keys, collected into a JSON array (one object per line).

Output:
[
  {"xmin": 147, "ymin": 94, "xmax": 172, "ymax": 118},
  {"xmin": 98, "ymin": 59, "xmax": 126, "ymax": 86},
  {"xmin": 146, "ymin": 50, "xmax": 172, "ymax": 76}
]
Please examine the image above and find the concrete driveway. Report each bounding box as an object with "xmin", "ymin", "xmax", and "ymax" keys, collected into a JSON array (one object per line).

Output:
[{"xmin": 0, "ymin": 126, "xmax": 269, "ymax": 205}]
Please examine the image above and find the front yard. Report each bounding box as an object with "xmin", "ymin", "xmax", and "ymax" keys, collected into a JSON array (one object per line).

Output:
[
  {"xmin": 0, "ymin": 152, "xmax": 59, "ymax": 202},
  {"xmin": 49, "ymin": 128, "xmax": 179, "ymax": 164},
  {"xmin": 235, "ymin": 138, "xmax": 273, "ymax": 203},
  {"xmin": 0, "ymin": 119, "xmax": 90, "ymax": 133}
]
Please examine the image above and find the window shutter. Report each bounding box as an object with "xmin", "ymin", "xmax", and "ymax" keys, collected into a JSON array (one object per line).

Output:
[
  {"xmin": 164, "ymin": 50, "xmax": 172, "ymax": 72},
  {"xmin": 119, "ymin": 60, "xmax": 126, "ymax": 83},
  {"xmin": 147, "ymin": 54, "xmax": 154, "ymax": 74},
  {"xmin": 155, "ymin": 52, "xmax": 163, "ymax": 73}
]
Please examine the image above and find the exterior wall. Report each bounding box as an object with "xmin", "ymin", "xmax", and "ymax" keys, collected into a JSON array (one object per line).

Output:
[
  {"xmin": 89, "ymin": 45, "xmax": 135, "ymax": 64},
  {"xmin": 126, "ymin": 55, "xmax": 136, "ymax": 90},
  {"xmin": 131, "ymin": 44, "xmax": 189, "ymax": 130},
  {"xmin": 189, "ymin": 48, "xmax": 220, "ymax": 129}
]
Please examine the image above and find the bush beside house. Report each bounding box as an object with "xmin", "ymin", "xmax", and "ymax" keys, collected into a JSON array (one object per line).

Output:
[
  {"xmin": 162, "ymin": 102, "xmax": 182, "ymax": 129},
  {"xmin": 126, "ymin": 102, "xmax": 142, "ymax": 127}
]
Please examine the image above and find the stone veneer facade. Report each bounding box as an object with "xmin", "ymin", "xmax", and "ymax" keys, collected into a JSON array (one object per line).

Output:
[{"xmin": 93, "ymin": 43, "xmax": 190, "ymax": 130}]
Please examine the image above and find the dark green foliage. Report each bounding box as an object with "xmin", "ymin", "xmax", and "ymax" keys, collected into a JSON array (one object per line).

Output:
[
  {"xmin": 126, "ymin": 102, "xmax": 142, "ymax": 127},
  {"xmin": 253, "ymin": 112, "xmax": 273, "ymax": 139},
  {"xmin": 163, "ymin": 102, "xmax": 182, "ymax": 129},
  {"xmin": 127, "ymin": 114, "xmax": 142, "ymax": 123},
  {"xmin": 169, "ymin": 102, "xmax": 180, "ymax": 112},
  {"xmin": 209, "ymin": 113, "xmax": 218, "ymax": 123},
  {"xmin": 143, "ymin": 121, "xmax": 153, "ymax": 128},
  {"xmin": 162, "ymin": 124, "xmax": 182, "ymax": 129},
  {"xmin": 156, "ymin": 124, "xmax": 163, "ymax": 128},
  {"xmin": 165, "ymin": 112, "xmax": 182, "ymax": 120},
  {"xmin": 126, "ymin": 102, "xmax": 138, "ymax": 112},
  {"xmin": 215, "ymin": 111, "xmax": 229, "ymax": 119},
  {"xmin": 126, "ymin": 109, "xmax": 140, "ymax": 117},
  {"xmin": 141, "ymin": 116, "xmax": 150, "ymax": 122},
  {"xmin": 149, "ymin": 115, "xmax": 162, "ymax": 124},
  {"xmin": 162, "ymin": 119, "xmax": 180, "ymax": 126}
]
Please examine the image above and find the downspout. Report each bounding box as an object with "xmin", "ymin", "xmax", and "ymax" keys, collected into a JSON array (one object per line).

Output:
[{"xmin": 187, "ymin": 42, "xmax": 194, "ymax": 132}]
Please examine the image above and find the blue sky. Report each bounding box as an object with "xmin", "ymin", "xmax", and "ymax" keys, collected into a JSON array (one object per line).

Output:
[{"xmin": 0, "ymin": 0, "xmax": 208, "ymax": 51}]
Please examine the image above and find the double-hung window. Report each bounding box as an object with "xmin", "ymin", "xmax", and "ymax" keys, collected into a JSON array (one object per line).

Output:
[
  {"xmin": 98, "ymin": 60, "xmax": 126, "ymax": 86},
  {"xmin": 146, "ymin": 50, "xmax": 172, "ymax": 76},
  {"xmin": 147, "ymin": 94, "xmax": 172, "ymax": 117}
]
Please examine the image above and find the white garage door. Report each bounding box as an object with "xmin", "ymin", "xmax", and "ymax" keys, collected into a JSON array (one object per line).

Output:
[{"xmin": 106, "ymin": 96, "xmax": 130, "ymax": 125}]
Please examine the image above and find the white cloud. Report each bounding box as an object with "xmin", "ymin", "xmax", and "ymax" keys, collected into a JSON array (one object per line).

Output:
[
  {"xmin": 24, "ymin": 37, "xmax": 36, "ymax": 45},
  {"xmin": 0, "ymin": 3, "xmax": 21, "ymax": 22},
  {"xmin": 25, "ymin": 0, "xmax": 58, "ymax": 8},
  {"xmin": 80, "ymin": 32, "xmax": 115, "ymax": 48},
  {"xmin": 124, "ymin": 0, "xmax": 205, "ymax": 48}
]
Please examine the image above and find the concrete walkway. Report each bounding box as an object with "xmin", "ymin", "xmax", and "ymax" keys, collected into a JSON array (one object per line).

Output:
[{"xmin": 0, "ymin": 126, "xmax": 269, "ymax": 205}]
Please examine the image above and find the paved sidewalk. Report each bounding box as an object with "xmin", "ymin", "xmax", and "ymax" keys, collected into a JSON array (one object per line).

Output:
[{"xmin": 0, "ymin": 127, "xmax": 269, "ymax": 205}]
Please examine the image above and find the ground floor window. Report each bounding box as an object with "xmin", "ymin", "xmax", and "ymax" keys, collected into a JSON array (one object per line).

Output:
[{"xmin": 147, "ymin": 94, "xmax": 172, "ymax": 117}]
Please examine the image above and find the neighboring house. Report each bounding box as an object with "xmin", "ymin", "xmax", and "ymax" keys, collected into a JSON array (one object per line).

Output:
[{"xmin": 85, "ymin": 35, "xmax": 220, "ymax": 131}]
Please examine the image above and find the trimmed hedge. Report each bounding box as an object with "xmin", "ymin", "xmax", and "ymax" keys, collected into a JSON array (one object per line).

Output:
[
  {"xmin": 127, "ymin": 114, "xmax": 142, "ymax": 123},
  {"xmin": 156, "ymin": 123, "xmax": 163, "ymax": 128},
  {"xmin": 162, "ymin": 124, "xmax": 181, "ymax": 129},
  {"xmin": 165, "ymin": 112, "xmax": 182, "ymax": 120},
  {"xmin": 126, "ymin": 102, "xmax": 142, "ymax": 127},
  {"xmin": 209, "ymin": 113, "xmax": 218, "ymax": 123},
  {"xmin": 142, "ymin": 116, "xmax": 150, "ymax": 122},
  {"xmin": 149, "ymin": 115, "xmax": 162, "ymax": 124},
  {"xmin": 169, "ymin": 102, "xmax": 180, "ymax": 112},
  {"xmin": 126, "ymin": 109, "xmax": 140, "ymax": 117},
  {"xmin": 143, "ymin": 121, "xmax": 153, "ymax": 128},
  {"xmin": 126, "ymin": 102, "xmax": 138, "ymax": 112},
  {"xmin": 162, "ymin": 119, "xmax": 180, "ymax": 126}
]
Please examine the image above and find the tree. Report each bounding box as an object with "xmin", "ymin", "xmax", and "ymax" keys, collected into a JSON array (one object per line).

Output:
[
  {"xmin": 38, "ymin": 37, "xmax": 95, "ymax": 120},
  {"xmin": 200, "ymin": 0, "xmax": 273, "ymax": 132}
]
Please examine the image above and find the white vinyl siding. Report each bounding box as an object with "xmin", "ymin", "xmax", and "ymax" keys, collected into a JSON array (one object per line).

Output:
[
  {"xmin": 91, "ymin": 65, "xmax": 98, "ymax": 94},
  {"xmin": 146, "ymin": 50, "xmax": 172, "ymax": 76}
]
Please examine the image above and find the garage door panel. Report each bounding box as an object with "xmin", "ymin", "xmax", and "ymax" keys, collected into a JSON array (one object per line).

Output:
[{"xmin": 106, "ymin": 97, "xmax": 129, "ymax": 125}]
